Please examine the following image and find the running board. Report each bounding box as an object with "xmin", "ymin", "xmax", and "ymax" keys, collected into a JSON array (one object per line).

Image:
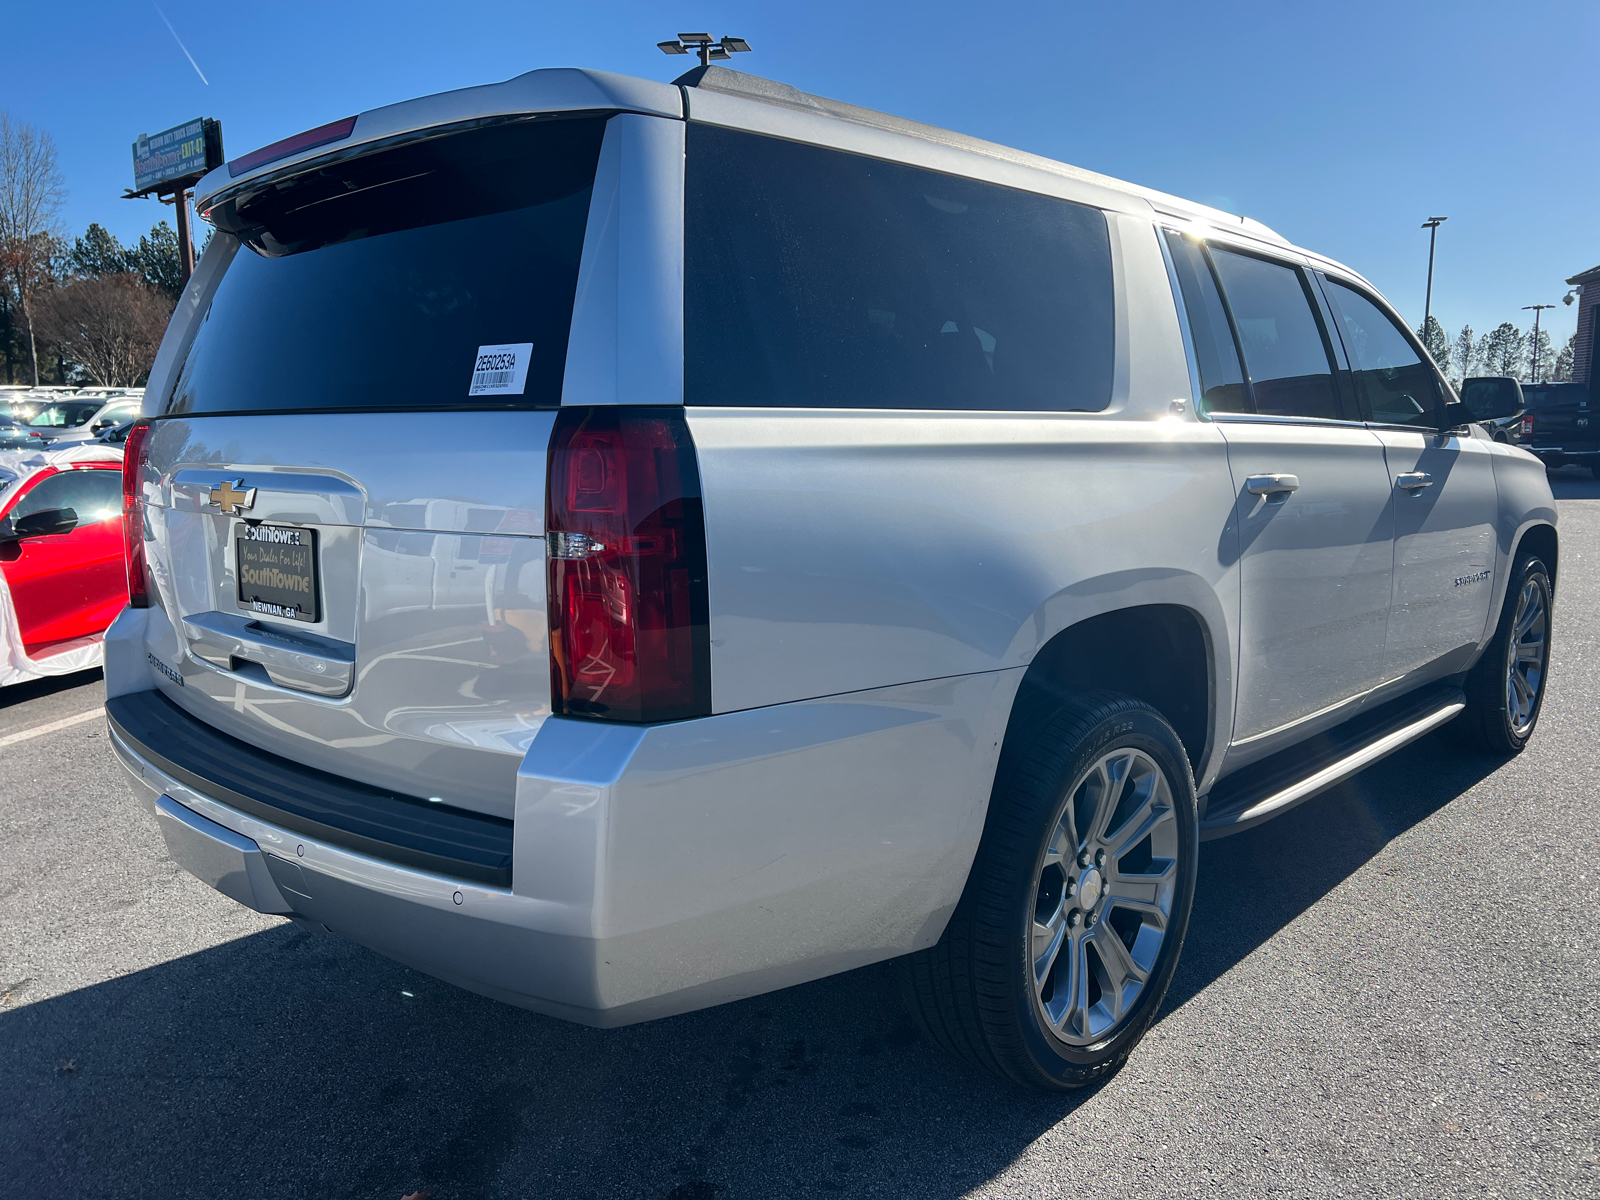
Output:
[{"xmin": 1199, "ymin": 686, "xmax": 1465, "ymax": 840}]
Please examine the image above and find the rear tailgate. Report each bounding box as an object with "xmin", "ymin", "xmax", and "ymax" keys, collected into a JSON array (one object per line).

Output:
[
  {"xmin": 138, "ymin": 412, "xmax": 553, "ymax": 818},
  {"xmin": 1526, "ymin": 383, "xmax": 1597, "ymax": 452},
  {"xmin": 127, "ymin": 109, "xmax": 620, "ymax": 821}
]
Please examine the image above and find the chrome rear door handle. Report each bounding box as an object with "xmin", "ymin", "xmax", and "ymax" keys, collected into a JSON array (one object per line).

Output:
[
  {"xmin": 1245, "ymin": 473, "xmax": 1299, "ymax": 496},
  {"xmin": 1396, "ymin": 472, "xmax": 1434, "ymax": 491},
  {"xmin": 182, "ymin": 610, "xmax": 355, "ymax": 697}
]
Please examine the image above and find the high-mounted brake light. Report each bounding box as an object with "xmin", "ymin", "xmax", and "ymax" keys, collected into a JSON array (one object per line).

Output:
[
  {"xmin": 228, "ymin": 116, "xmax": 358, "ymax": 177},
  {"xmin": 123, "ymin": 421, "xmax": 153, "ymax": 608},
  {"xmin": 546, "ymin": 408, "xmax": 710, "ymax": 723}
]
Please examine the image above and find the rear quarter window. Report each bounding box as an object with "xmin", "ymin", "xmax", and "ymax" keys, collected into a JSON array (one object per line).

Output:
[{"xmin": 685, "ymin": 125, "xmax": 1115, "ymax": 411}]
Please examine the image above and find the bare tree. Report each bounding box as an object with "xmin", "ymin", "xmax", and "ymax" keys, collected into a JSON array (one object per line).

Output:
[
  {"xmin": 0, "ymin": 113, "xmax": 66, "ymax": 385},
  {"xmin": 32, "ymin": 273, "xmax": 172, "ymax": 386}
]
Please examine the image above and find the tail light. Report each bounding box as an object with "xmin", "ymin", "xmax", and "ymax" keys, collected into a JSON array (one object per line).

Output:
[
  {"xmin": 546, "ymin": 407, "xmax": 710, "ymax": 723},
  {"xmin": 1521, "ymin": 414, "xmax": 1535, "ymax": 436},
  {"xmin": 123, "ymin": 420, "xmax": 154, "ymax": 607}
]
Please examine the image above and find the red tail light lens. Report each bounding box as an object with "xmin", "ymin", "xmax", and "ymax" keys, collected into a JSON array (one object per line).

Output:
[
  {"xmin": 1521, "ymin": 414, "xmax": 1535, "ymax": 436},
  {"xmin": 123, "ymin": 420, "xmax": 154, "ymax": 608},
  {"xmin": 547, "ymin": 407, "xmax": 710, "ymax": 723}
]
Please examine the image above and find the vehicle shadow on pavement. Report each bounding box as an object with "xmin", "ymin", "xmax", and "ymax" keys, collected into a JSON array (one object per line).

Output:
[
  {"xmin": 1546, "ymin": 464, "xmax": 1600, "ymax": 500},
  {"xmin": 3, "ymin": 732, "xmax": 1503, "ymax": 1200},
  {"xmin": 0, "ymin": 667, "xmax": 101, "ymax": 712}
]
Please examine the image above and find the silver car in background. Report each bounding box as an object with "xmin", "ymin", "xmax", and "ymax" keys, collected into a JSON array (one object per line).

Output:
[{"xmin": 105, "ymin": 65, "xmax": 1556, "ymax": 1090}]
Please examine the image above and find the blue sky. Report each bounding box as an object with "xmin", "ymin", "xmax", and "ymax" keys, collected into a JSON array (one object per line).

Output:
[{"xmin": 8, "ymin": 0, "xmax": 1597, "ymax": 349}]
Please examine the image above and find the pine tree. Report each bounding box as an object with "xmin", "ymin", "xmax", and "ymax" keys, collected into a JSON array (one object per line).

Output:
[
  {"xmin": 128, "ymin": 221, "xmax": 183, "ymax": 300},
  {"xmin": 1452, "ymin": 324, "xmax": 1476, "ymax": 385},
  {"xmin": 1526, "ymin": 326, "xmax": 1554, "ymax": 382},
  {"xmin": 68, "ymin": 222, "xmax": 133, "ymax": 278},
  {"xmin": 1553, "ymin": 334, "xmax": 1575, "ymax": 382},
  {"xmin": 1418, "ymin": 316, "xmax": 1450, "ymax": 373},
  {"xmin": 1479, "ymin": 322, "xmax": 1525, "ymax": 377}
]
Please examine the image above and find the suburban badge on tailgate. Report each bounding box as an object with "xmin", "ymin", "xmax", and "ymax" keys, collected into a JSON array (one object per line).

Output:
[{"xmin": 208, "ymin": 479, "xmax": 256, "ymax": 514}]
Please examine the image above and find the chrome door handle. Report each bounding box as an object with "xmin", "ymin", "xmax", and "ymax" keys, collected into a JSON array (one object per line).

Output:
[
  {"xmin": 182, "ymin": 610, "xmax": 355, "ymax": 697},
  {"xmin": 1396, "ymin": 472, "xmax": 1434, "ymax": 491},
  {"xmin": 1245, "ymin": 473, "xmax": 1300, "ymax": 496}
]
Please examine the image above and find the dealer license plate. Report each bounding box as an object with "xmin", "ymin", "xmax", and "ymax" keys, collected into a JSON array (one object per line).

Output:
[{"xmin": 236, "ymin": 523, "xmax": 320, "ymax": 623}]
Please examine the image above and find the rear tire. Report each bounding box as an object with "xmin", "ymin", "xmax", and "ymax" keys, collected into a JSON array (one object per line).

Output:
[
  {"xmin": 1450, "ymin": 553, "xmax": 1553, "ymax": 754},
  {"xmin": 900, "ymin": 692, "xmax": 1198, "ymax": 1090}
]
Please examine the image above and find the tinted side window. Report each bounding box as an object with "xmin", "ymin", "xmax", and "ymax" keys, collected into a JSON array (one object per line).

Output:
[
  {"xmin": 685, "ymin": 125, "xmax": 1115, "ymax": 411},
  {"xmin": 11, "ymin": 469, "xmax": 121, "ymax": 524},
  {"xmin": 1208, "ymin": 249, "xmax": 1341, "ymax": 420},
  {"xmin": 1322, "ymin": 281, "xmax": 1438, "ymax": 427},
  {"xmin": 1162, "ymin": 232, "xmax": 1248, "ymax": 413}
]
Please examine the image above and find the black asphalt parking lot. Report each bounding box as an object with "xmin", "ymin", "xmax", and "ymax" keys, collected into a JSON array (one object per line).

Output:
[{"xmin": 4, "ymin": 468, "xmax": 1597, "ymax": 1199}]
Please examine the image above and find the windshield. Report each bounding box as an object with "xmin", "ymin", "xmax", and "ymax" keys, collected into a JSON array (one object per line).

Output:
[
  {"xmin": 28, "ymin": 402, "xmax": 102, "ymax": 428},
  {"xmin": 167, "ymin": 115, "xmax": 607, "ymax": 416}
]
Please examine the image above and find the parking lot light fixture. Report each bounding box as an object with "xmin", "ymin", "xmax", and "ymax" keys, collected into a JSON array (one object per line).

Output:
[
  {"xmin": 658, "ymin": 33, "xmax": 752, "ymax": 66},
  {"xmin": 1421, "ymin": 216, "xmax": 1448, "ymax": 330}
]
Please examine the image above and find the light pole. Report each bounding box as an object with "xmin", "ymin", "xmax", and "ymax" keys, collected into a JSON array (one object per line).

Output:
[
  {"xmin": 1421, "ymin": 216, "xmax": 1448, "ymax": 333},
  {"xmin": 1522, "ymin": 304, "xmax": 1556, "ymax": 382},
  {"xmin": 658, "ymin": 33, "xmax": 752, "ymax": 66}
]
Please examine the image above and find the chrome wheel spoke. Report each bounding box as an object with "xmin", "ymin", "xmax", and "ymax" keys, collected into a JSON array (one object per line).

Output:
[
  {"xmin": 1105, "ymin": 862, "xmax": 1174, "ymax": 919},
  {"xmin": 1079, "ymin": 756, "xmax": 1120, "ymax": 846},
  {"xmin": 1107, "ymin": 791, "xmax": 1173, "ymax": 860},
  {"xmin": 1088, "ymin": 925, "xmax": 1147, "ymax": 1021},
  {"xmin": 1031, "ymin": 906, "xmax": 1068, "ymax": 987},
  {"xmin": 1056, "ymin": 933, "xmax": 1091, "ymax": 1038}
]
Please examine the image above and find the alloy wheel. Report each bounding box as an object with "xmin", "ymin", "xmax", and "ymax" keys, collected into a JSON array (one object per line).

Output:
[
  {"xmin": 1505, "ymin": 576, "xmax": 1549, "ymax": 736},
  {"xmin": 1029, "ymin": 747, "xmax": 1179, "ymax": 1047}
]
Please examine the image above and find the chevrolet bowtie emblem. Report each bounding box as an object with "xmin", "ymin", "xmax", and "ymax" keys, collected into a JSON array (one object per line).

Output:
[{"xmin": 208, "ymin": 479, "xmax": 256, "ymax": 515}]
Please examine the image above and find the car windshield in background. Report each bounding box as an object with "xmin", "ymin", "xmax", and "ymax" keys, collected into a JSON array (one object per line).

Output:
[
  {"xmin": 166, "ymin": 115, "xmax": 607, "ymax": 416},
  {"xmin": 28, "ymin": 402, "xmax": 103, "ymax": 428}
]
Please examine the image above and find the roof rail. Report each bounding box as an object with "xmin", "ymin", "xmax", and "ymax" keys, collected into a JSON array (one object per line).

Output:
[{"xmin": 676, "ymin": 66, "xmax": 1286, "ymax": 245}]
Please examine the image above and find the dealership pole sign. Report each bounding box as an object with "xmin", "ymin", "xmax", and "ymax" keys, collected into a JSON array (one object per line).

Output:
[
  {"xmin": 124, "ymin": 117, "xmax": 224, "ymax": 290},
  {"xmin": 129, "ymin": 118, "xmax": 224, "ymax": 196}
]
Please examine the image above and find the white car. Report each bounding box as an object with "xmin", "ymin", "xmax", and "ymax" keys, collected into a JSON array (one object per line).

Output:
[{"xmin": 105, "ymin": 65, "xmax": 1555, "ymax": 1090}]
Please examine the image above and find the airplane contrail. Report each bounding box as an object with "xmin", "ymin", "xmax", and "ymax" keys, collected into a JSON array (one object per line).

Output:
[{"xmin": 153, "ymin": 3, "xmax": 209, "ymax": 85}]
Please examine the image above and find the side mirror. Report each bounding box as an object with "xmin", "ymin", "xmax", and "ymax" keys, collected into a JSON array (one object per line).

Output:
[
  {"xmin": 11, "ymin": 507, "xmax": 79, "ymax": 540},
  {"xmin": 1460, "ymin": 378, "xmax": 1523, "ymax": 421}
]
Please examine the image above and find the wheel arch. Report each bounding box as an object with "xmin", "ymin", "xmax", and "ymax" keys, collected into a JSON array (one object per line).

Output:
[{"xmin": 997, "ymin": 601, "xmax": 1220, "ymax": 801}]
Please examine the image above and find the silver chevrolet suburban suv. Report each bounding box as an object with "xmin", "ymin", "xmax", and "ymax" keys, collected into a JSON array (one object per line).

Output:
[{"xmin": 105, "ymin": 65, "xmax": 1558, "ymax": 1091}]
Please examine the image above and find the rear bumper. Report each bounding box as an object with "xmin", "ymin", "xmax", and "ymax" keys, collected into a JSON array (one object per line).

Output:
[
  {"xmin": 111, "ymin": 668, "xmax": 1017, "ymax": 1026},
  {"xmin": 1531, "ymin": 446, "xmax": 1599, "ymax": 466}
]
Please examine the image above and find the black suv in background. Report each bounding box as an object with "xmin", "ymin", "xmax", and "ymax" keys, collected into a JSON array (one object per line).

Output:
[{"xmin": 1521, "ymin": 382, "xmax": 1596, "ymax": 476}]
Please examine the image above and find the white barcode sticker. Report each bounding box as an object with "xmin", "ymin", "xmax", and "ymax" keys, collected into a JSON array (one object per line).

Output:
[{"xmin": 468, "ymin": 343, "xmax": 533, "ymax": 396}]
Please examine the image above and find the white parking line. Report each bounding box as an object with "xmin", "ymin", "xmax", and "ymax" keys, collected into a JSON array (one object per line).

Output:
[{"xmin": 0, "ymin": 708, "xmax": 103, "ymax": 749}]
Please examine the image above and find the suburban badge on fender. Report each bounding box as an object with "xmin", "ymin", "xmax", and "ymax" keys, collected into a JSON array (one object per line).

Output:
[{"xmin": 208, "ymin": 479, "xmax": 256, "ymax": 514}]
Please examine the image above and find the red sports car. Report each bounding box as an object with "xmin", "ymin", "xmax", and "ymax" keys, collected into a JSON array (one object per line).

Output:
[{"xmin": 0, "ymin": 445, "xmax": 127, "ymax": 686}]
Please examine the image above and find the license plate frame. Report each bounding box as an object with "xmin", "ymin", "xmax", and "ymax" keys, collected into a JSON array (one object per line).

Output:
[{"xmin": 235, "ymin": 523, "xmax": 320, "ymax": 624}]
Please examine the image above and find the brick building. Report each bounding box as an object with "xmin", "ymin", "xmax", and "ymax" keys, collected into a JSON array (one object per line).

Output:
[{"xmin": 1566, "ymin": 263, "xmax": 1600, "ymax": 384}]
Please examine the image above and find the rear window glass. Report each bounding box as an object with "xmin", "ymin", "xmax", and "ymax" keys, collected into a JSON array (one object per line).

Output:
[
  {"xmin": 685, "ymin": 124, "xmax": 1115, "ymax": 411},
  {"xmin": 1522, "ymin": 383, "xmax": 1590, "ymax": 409},
  {"xmin": 166, "ymin": 116, "xmax": 606, "ymax": 415}
]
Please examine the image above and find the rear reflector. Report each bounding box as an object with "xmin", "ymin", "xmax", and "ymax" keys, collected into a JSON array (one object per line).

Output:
[
  {"xmin": 123, "ymin": 421, "xmax": 153, "ymax": 608},
  {"xmin": 228, "ymin": 116, "xmax": 358, "ymax": 177},
  {"xmin": 546, "ymin": 408, "xmax": 710, "ymax": 723}
]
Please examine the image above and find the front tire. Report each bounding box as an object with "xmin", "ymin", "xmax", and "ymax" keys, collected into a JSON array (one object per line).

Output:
[
  {"xmin": 901, "ymin": 693, "xmax": 1198, "ymax": 1090},
  {"xmin": 1452, "ymin": 553, "xmax": 1553, "ymax": 754}
]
